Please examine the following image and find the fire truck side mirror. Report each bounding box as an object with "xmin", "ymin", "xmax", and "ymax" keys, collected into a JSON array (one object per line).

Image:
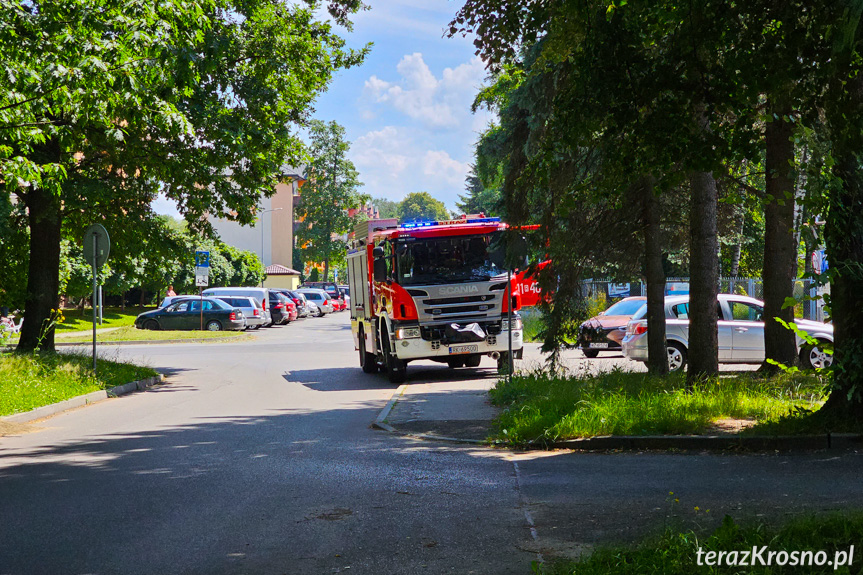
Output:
[{"xmin": 373, "ymin": 257, "xmax": 387, "ymax": 282}]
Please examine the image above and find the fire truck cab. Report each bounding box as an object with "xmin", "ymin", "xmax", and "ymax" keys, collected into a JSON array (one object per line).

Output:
[{"xmin": 346, "ymin": 216, "xmax": 527, "ymax": 383}]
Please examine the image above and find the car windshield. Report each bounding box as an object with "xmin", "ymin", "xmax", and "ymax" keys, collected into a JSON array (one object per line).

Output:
[
  {"xmin": 603, "ymin": 299, "xmax": 646, "ymax": 316},
  {"xmin": 394, "ymin": 232, "xmax": 506, "ymax": 286}
]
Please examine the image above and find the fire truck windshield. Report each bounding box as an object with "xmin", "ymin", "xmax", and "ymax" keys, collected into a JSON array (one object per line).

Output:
[{"xmin": 395, "ymin": 232, "xmax": 506, "ymax": 286}]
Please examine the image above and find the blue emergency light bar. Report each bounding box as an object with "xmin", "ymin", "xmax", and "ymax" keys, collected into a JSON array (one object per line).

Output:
[{"xmin": 401, "ymin": 216, "xmax": 501, "ymax": 229}]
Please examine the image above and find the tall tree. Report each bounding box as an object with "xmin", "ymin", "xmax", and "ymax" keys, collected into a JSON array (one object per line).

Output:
[
  {"xmin": 295, "ymin": 120, "xmax": 367, "ymax": 282},
  {"xmin": 397, "ymin": 191, "xmax": 450, "ymax": 222},
  {"xmin": 817, "ymin": 1, "xmax": 863, "ymax": 420},
  {"xmin": 0, "ymin": 0, "xmax": 367, "ymax": 351},
  {"xmin": 456, "ymin": 163, "xmax": 501, "ymax": 216},
  {"xmin": 371, "ymin": 197, "xmax": 399, "ymax": 219}
]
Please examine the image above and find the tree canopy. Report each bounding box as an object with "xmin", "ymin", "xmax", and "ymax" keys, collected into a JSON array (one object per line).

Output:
[
  {"xmin": 1, "ymin": 0, "xmax": 368, "ymax": 350},
  {"xmin": 397, "ymin": 191, "xmax": 450, "ymax": 222},
  {"xmin": 295, "ymin": 120, "xmax": 368, "ymax": 282}
]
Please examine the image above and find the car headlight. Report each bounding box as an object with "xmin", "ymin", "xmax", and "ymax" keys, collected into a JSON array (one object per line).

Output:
[
  {"xmin": 395, "ymin": 326, "xmax": 421, "ymax": 339},
  {"xmin": 501, "ymin": 317, "xmax": 523, "ymax": 331}
]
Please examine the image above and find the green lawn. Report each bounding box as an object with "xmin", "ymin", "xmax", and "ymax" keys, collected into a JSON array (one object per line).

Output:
[
  {"xmin": 541, "ymin": 513, "xmax": 863, "ymax": 574},
  {"xmin": 490, "ymin": 369, "xmax": 828, "ymax": 444},
  {"xmin": 0, "ymin": 351, "xmax": 158, "ymax": 416},
  {"xmin": 56, "ymin": 307, "xmax": 154, "ymax": 332},
  {"xmin": 58, "ymin": 325, "xmax": 249, "ymax": 343}
]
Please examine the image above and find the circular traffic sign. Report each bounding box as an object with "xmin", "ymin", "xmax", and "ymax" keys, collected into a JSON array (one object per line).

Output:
[{"xmin": 83, "ymin": 224, "xmax": 110, "ymax": 267}]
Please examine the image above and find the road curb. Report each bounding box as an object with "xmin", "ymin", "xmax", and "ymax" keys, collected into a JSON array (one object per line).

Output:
[
  {"xmin": 372, "ymin": 384, "xmax": 407, "ymax": 431},
  {"xmin": 1, "ymin": 374, "xmax": 164, "ymax": 424},
  {"xmin": 544, "ymin": 432, "xmax": 863, "ymax": 452}
]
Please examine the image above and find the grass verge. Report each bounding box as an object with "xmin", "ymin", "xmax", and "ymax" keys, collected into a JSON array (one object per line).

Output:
[
  {"xmin": 490, "ymin": 369, "xmax": 827, "ymax": 444},
  {"xmin": 57, "ymin": 325, "xmax": 248, "ymax": 343},
  {"xmin": 0, "ymin": 351, "xmax": 158, "ymax": 416},
  {"xmin": 540, "ymin": 512, "xmax": 863, "ymax": 574},
  {"xmin": 56, "ymin": 307, "xmax": 155, "ymax": 332}
]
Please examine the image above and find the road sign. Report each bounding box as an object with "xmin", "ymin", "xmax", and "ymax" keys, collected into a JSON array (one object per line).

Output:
[
  {"xmin": 84, "ymin": 224, "xmax": 110, "ymax": 267},
  {"xmin": 195, "ymin": 250, "xmax": 210, "ymax": 268},
  {"xmin": 195, "ymin": 268, "xmax": 209, "ymax": 287}
]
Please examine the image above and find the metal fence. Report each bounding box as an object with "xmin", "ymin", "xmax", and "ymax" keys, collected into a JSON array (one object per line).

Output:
[{"xmin": 581, "ymin": 277, "xmax": 828, "ymax": 321}]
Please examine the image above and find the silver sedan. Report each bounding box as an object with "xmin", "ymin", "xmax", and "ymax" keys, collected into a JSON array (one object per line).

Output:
[{"xmin": 621, "ymin": 294, "xmax": 834, "ymax": 372}]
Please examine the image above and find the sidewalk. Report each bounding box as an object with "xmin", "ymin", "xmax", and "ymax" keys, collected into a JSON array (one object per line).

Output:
[{"xmin": 55, "ymin": 326, "xmax": 124, "ymax": 339}]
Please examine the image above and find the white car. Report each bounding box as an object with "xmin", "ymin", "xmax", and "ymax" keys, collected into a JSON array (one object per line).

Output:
[
  {"xmin": 296, "ymin": 288, "xmax": 334, "ymax": 315},
  {"xmin": 621, "ymin": 294, "xmax": 834, "ymax": 372},
  {"xmin": 306, "ymin": 300, "xmax": 322, "ymax": 317}
]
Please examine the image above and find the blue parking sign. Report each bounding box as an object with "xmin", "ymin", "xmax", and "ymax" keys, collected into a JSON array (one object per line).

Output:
[{"xmin": 195, "ymin": 250, "xmax": 210, "ymax": 268}]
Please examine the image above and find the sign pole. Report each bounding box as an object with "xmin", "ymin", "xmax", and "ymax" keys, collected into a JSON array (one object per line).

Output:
[
  {"xmin": 507, "ymin": 268, "xmax": 513, "ymax": 381},
  {"xmin": 200, "ymin": 287, "xmax": 203, "ymax": 331},
  {"xmin": 92, "ymin": 232, "xmax": 98, "ymax": 373}
]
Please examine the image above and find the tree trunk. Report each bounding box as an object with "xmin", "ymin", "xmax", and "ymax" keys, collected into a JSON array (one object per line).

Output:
[
  {"xmin": 323, "ymin": 257, "xmax": 330, "ymax": 282},
  {"xmin": 688, "ymin": 169, "xmax": 720, "ymax": 384},
  {"xmin": 642, "ymin": 178, "xmax": 668, "ymax": 375},
  {"xmin": 16, "ymin": 185, "xmax": 62, "ymax": 352},
  {"xmin": 760, "ymin": 96, "xmax": 800, "ymax": 372},
  {"xmin": 729, "ymin": 205, "xmax": 744, "ymax": 277},
  {"xmin": 820, "ymin": 146, "xmax": 863, "ymax": 419}
]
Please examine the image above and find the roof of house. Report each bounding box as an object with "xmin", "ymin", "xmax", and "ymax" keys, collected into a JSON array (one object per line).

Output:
[{"xmin": 265, "ymin": 264, "xmax": 301, "ymax": 275}]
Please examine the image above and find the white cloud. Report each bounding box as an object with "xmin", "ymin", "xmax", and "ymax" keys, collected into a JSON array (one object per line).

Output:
[
  {"xmin": 350, "ymin": 126, "xmax": 474, "ymax": 209},
  {"xmin": 363, "ymin": 53, "xmax": 487, "ymax": 130},
  {"xmin": 422, "ymin": 150, "xmax": 469, "ymax": 187}
]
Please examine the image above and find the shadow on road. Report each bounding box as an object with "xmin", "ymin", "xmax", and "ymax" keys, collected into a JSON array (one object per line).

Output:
[{"xmin": 283, "ymin": 367, "xmax": 397, "ymax": 391}]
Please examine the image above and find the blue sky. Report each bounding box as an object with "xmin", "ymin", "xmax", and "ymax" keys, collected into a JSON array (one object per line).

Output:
[
  {"xmin": 152, "ymin": 0, "xmax": 493, "ymax": 218},
  {"xmin": 314, "ymin": 0, "xmax": 494, "ymax": 212}
]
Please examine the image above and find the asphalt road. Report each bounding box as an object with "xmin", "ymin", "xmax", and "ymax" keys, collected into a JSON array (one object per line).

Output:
[{"xmin": 2, "ymin": 314, "xmax": 863, "ymax": 574}]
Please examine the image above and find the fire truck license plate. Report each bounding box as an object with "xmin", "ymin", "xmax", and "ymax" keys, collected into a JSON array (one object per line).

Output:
[
  {"xmin": 449, "ymin": 345, "xmax": 478, "ymax": 355},
  {"xmin": 589, "ymin": 343, "xmax": 609, "ymax": 348}
]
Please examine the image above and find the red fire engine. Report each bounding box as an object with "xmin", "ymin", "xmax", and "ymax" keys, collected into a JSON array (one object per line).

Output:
[{"xmin": 346, "ymin": 215, "xmax": 540, "ymax": 383}]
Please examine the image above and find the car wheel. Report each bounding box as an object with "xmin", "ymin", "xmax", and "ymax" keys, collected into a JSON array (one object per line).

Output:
[
  {"xmin": 144, "ymin": 319, "xmax": 159, "ymax": 331},
  {"xmin": 582, "ymin": 349, "xmax": 599, "ymax": 358},
  {"xmin": 464, "ymin": 354, "xmax": 482, "ymax": 368},
  {"xmin": 801, "ymin": 340, "xmax": 833, "ymax": 370},
  {"xmin": 381, "ymin": 324, "xmax": 406, "ymax": 384},
  {"xmin": 206, "ymin": 320, "xmax": 222, "ymax": 331},
  {"xmin": 667, "ymin": 342, "xmax": 687, "ymax": 372},
  {"xmin": 359, "ymin": 329, "xmax": 378, "ymax": 374}
]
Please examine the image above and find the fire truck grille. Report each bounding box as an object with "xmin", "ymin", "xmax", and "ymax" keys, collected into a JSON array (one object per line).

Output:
[
  {"xmin": 424, "ymin": 304, "xmax": 492, "ymax": 315},
  {"xmin": 421, "ymin": 295, "xmax": 492, "ymax": 306},
  {"xmin": 411, "ymin": 283, "xmax": 504, "ymax": 325}
]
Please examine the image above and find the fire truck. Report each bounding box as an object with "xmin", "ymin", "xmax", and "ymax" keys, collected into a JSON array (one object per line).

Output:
[{"xmin": 346, "ymin": 215, "xmax": 540, "ymax": 383}]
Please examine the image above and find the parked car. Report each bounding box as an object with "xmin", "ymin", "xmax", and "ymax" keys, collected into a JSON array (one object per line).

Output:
[
  {"xmin": 297, "ymin": 288, "xmax": 334, "ymax": 315},
  {"xmin": 577, "ymin": 296, "xmax": 646, "ymax": 357},
  {"xmin": 621, "ymin": 294, "xmax": 834, "ymax": 372},
  {"xmin": 306, "ymin": 300, "xmax": 322, "ymax": 317},
  {"xmin": 212, "ymin": 295, "xmax": 265, "ymax": 330},
  {"xmin": 269, "ymin": 292, "xmax": 297, "ymax": 324},
  {"xmin": 268, "ymin": 288, "xmax": 308, "ymax": 318},
  {"xmin": 302, "ymin": 281, "xmax": 339, "ymax": 299},
  {"xmin": 135, "ymin": 297, "xmax": 246, "ymax": 331},
  {"xmin": 159, "ymin": 295, "xmax": 200, "ymax": 309},
  {"xmin": 284, "ymin": 290, "xmax": 311, "ymax": 318},
  {"xmin": 202, "ymin": 287, "xmax": 272, "ymax": 326}
]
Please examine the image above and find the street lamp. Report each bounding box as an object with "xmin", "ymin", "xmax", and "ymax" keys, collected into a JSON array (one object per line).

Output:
[{"xmin": 260, "ymin": 207, "xmax": 283, "ymax": 287}]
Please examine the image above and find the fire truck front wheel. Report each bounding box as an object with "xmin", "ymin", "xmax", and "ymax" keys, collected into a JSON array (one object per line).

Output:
[
  {"xmin": 359, "ymin": 329, "xmax": 378, "ymax": 374},
  {"xmin": 380, "ymin": 324, "xmax": 407, "ymax": 384}
]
